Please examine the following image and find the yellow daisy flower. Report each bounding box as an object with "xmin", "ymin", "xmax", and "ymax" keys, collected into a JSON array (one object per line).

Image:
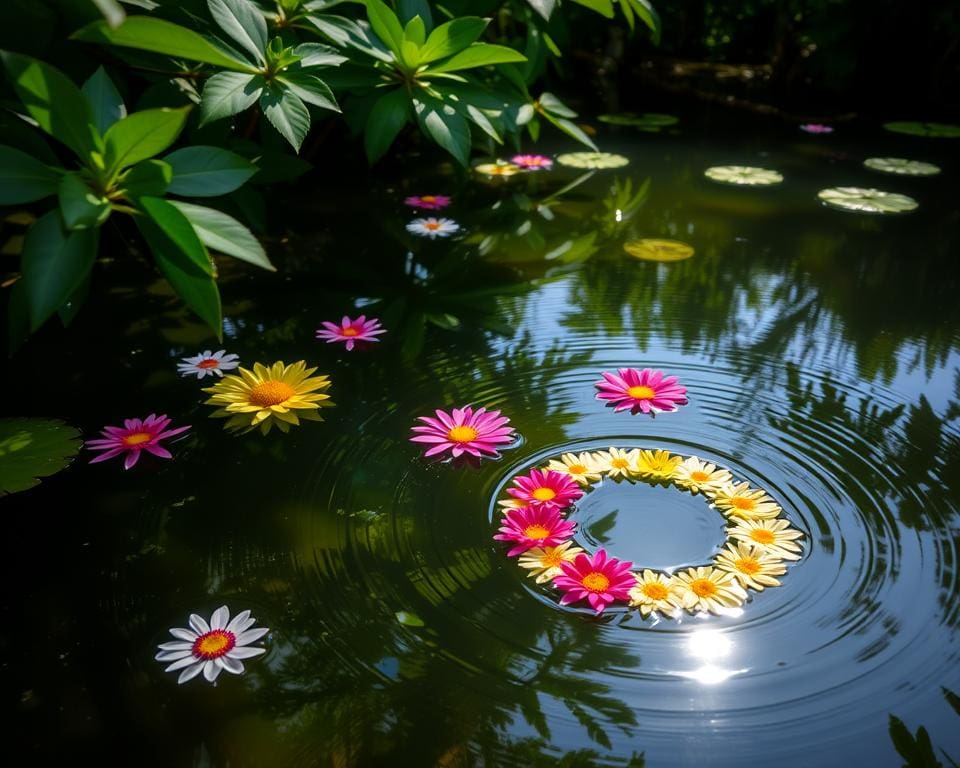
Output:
[
  {"xmin": 594, "ymin": 447, "xmax": 639, "ymax": 479},
  {"xmin": 635, "ymin": 449, "xmax": 681, "ymax": 481},
  {"xmin": 674, "ymin": 566, "xmax": 747, "ymax": 614},
  {"xmin": 672, "ymin": 456, "xmax": 732, "ymax": 494},
  {"xmin": 517, "ymin": 541, "xmax": 584, "ymax": 584},
  {"xmin": 629, "ymin": 570, "xmax": 682, "ymax": 617},
  {"xmin": 714, "ymin": 541, "xmax": 787, "ymax": 591},
  {"xmin": 475, "ymin": 161, "xmax": 521, "ymax": 176},
  {"xmin": 727, "ymin": 518, "xmax": 803, "ymax": 561},
  {"xmin": 545, "ymin": 452, "xmax": 603, "ymax": 485},
  {"xmin": 203, "ymin": 360, "xmax": 333, "ymax": 434},
  {"xmin": 708, "ymin": 481, "xmax": 782, "ymax": 519}
]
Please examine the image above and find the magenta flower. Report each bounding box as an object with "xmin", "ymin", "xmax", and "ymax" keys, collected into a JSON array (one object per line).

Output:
[
  {"xmin": 800, "ymin": 123, "xmax": 834, "ymax": 134},
  {"xmin": 511, "ymin": 154, "xmax": 553, "ymax": 170},
  {"xmin": 410, "ymin": 406, "xmax": 515, "ymax": 459},
  {"xmin": 494, "ymin": 506, "xmax": 576, "ymax": 556},
  {"xmin": 404, "ymin": 194, "xmax": 452, "ymax": 210},
  {"xmin": 595, "ymin": 367, "xmax": 688, "ymax": 415},
  {"xmin": 85, "ymin": 414, "xmax": 190, "ymax": 470},
  {"xmin": 315, "ymin": 315, "xmax": 386, "ymax": 351},
  {"xmin": 553, "ymin": 549, "xmax": 635, "ymax": 614},
  {"xmin": 507, "ymin": 469, "xmax": 583, "ymax": 512}
]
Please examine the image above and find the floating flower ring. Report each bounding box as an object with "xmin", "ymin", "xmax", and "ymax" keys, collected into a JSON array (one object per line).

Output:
[{"xmin": 495, "ymin": 449, "xmax": 804, "ymax": 617}]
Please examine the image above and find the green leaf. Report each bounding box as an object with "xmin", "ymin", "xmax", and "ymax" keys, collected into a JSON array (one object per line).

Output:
[
  {"xmin": 138, "ymin": 196, "xmax": 214, "ymax": 276},
  {"xmin": 81, "ymin": 66, "xmax": 127, "ymax": 135},
  {"xmin": 276, "ymin": 73, "xmax": 340, "ymax": 112},
  {"xmin": 58, "ymin": 274, "xmax": 89, "ymax": 328},
  {"xmin": 58, "ymin": 172, "xmax": 111, "ymax": 230},
  {"xmin": 398, "ymin": 0, "xmax": 432, "ymax": 29},
  {"xmin": 21, "ymin": 210, "xmax": 98, "ymax": 330},
  {"xmin": 0, "ymin": 418, "xmax": 82, "ymax": 495},
  {"xmin": 419, "ymin": 17, "xmax": 488, "ymax": 63},
  {"xmin": 260, "ymin": 87, "xmax": 310, "ymax": 151},
  {"xmin": 0, "ymin": 52, "xmax": 101, "ymax": 161},
  {"xmin": 307, "ymin": 14, "xmax": 393, "ymax": 62},
  {"xmin": 544, "ymin": 113, "xmax": 598, "ymax": 150},
  {"xmin": 428, "ymin": 44, "xmax": 526, "ymax": 74},
  {"xmin": 400, "ymin": 39, "xmax": 421, "ymax": 70},
  {"xmin": 120, "ymin": 159, "xmax": 173, "ymax": 199},
  {"xmin": 0, "ymin": 144, "xmax": 60, "ymax": 204},
  {"xmin": 625, "ymin": 0, "xmax": 660, "ymax": 42},
  {"xmin": 365, "ymin": 0, "xmax": 405, "ymax": 58},
  {"xmin": 208, "ymin": 0, "xmax": 267, "ymax": 65},
  {"xmin": 291, "ymin": 42, "xmax": 347, "ymax": 68},
  {"xmin": 527, "ymin": 0, "xmax": 558, "ymax": 20},
  {"xmin": 200, "ymin": 72, "xmax": 263, "ymax": 125},
  {"xmin": 364, "ymin": 88, "xmax": 409, "ymax": 162},
  {"xmin": 137, "ymin": 213, "xmax": 222, "ymax": 336},
  {"xmin": 170, "ymin": 200, "xmax": 274, "ymax": 271},
  {"xmin": 72, "ymin": 17, "xmax": 256, "ymax": 71},
  {"xmin": 538, "ymin": 91, "xmax": 577, "ymax": 118},
  {"xmin": 414, "ymin": 95, "xmax": 470, "ymax": 166},
  {"xmin": 395, "ymin": 610, "xmax": 425, "ymax": 627},
  {"xmin": 163, "ymin": 146, "xmax": 255, "ymax": 197},
  {"xmin": 572, "ymin": 0, "xmax": 615, "ymax": 17},
  {"xmin": 90, "ymin": 0, "xmax": 126, "ymax": 27},
  {"xmin": 403, "ymin": 15, "xmax": 426, "ymax": 46},
  {"xmin": 104, "ymin": 107, "xmax": 191, "ymax": 173}
]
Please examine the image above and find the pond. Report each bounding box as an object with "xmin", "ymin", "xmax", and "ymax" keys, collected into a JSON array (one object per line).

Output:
[{"xmin": 4, "ymin": 112, "xmax": 960, "ymax": 766}]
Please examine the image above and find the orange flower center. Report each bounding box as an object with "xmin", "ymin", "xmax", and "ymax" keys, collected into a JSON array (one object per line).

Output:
[
  {"xmin": 192, "ymin": 629, "xmax": 236, "ymax": 660},
  {"xmin": 750, "ymin": 529, "xmax": 776, "ymax": 545},
  {"xmin": 425, "ymin": 221, "xmax": 440, "ymax": 230},
  {"xmin": 691, "ymin": 578, "xmax": 718, "ymax": 597},
  {"xmin": 447, "ymin": 425, "xmax": 478, "ymax": 443},
  {"xmin": 249, "ymin": 380, "xmax": 295, "ymax": 407},
  {"xmin": 342, "ymin": 327, "xmax": 359, "ymax": 337},
  {"xmin": 421, "ymin": 195, "xmax": 436, "ymax": 202},
  {"xmin": 542, "ymin": 549, "xmax": 564, "ymax": 568},
  {"xmin": 197, "ymin": 358, "xmax": 220, "ymax": 369},
  {"xmin": 642, "ymin": 582, "xmax": 669, "ymax": 600},
  {"xmin": 627, "ymin": 385, "xmax": 656, "ymax": 399},
  {"xmin": 123, "ymin": 432, "xmax": 152, "ymax": 446},
  {"xmin": 532, "ymin": 487, "xmax": 557, "ymax": 502},
  {"xmin": 582, "ymin": 572, "xmax": 610, "ymax": 592},
  {"xmin": 611, "ymin": 458, "xmax": 628, "ymax": 469},
  {"xmin": 568, "ymin": 464, "xmax": 587, "ymax": 474},
  {"xmin": 731, "ymin": 497, "xmax": 756, "ymax": 511},
  {"xmin": 690, "ymin": 471, "xmax": 710, "ymax": 482},
  {"xmin": 524, "ymin": 524, "xmax": 551, "ymax": 540},
  {"xmin": 735, "ymin": 557, "xmax": 760, "ymax": 574}
]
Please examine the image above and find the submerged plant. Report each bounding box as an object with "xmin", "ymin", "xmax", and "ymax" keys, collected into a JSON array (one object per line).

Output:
[{"xmin": 85, "ymin": 414, "xmax": 190, "ymax": 469}]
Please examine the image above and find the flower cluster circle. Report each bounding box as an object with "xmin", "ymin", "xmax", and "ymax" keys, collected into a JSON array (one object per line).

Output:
[{"xmin": 494, "ymin": 449, "xmax": 804, "ymax": 617}]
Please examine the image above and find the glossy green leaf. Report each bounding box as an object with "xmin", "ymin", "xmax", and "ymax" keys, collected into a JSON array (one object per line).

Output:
[
  {"xmin": 81, "ymin": 66, "xmax": 127, "ymax": 135},
  {"xmin": 365, "ymin": 87, "xmax": 410, "ymax": 162},
  {"xmin": 0, "ymin": 52, "xmax": 101, "ymax": 160},
  {"xmin": 398, "ymin": 0, "xmax": 432, "ymax": 29},
  {"xmin": 306, "ymin": 14, "xmax": 393, "ymax": 62},
  {"xmin": 138, "ymin": 196, "xmax": 214, "ymax": 276},
  {"xmin": 419, "ymin": 17, "xmax": 488, "ymax": 63},
  {"xmin": 0, "ymin": 144, "xmax": 60, "ymax": 204},
  {"xmin": 403, "ymin": 15, "xmax": 426, "ymax": 46},
  {"xmin": 543, "ymin": 112, "xmax": 598, "ymax": 150},
  {"xmin": 58, "ymin": 172, "xmax": 111, "ymax": 230},
  {"xmin": 164, "ymin": 146, "xmax": 255, "ymax": 196},
  {"xmin": 0, "ymin": 418, "xmax": 82, "ymax": 495},
  {"xmin": 624, "ymin": 0, "xmax": 660, "ymax": 42},
  {"xmin": 291, "ymin": 42, "xmax": 347, "ymax": 68},
  {"xmin": 365, "ymin": 0, "xmax": 405, "ymax": 57},
  {"xmin": 538, "ymin": 91, "xmax": 577, "ymax": 118},
  {"xmin": 260, "ymin": 87, "xmax": 310, "ymax": 151},
  {"xmin": 21, "ymin": 210, "xmax": 98, "ymax": 330},
  {"xmin": 428, "ymin": 43, "xmax": 526, "ymax": 74},
  {"xmin": 395, "ymin": 610, "xmax": 425, "ymax": 627},
  {"xmin": 72, "ymin": 17, "xmax": 256, "ymax": 71},
  {"xmin": 171, "ymin": 200, "xmax": 274, "ymax": 271},
  {"xmin": 120, "ymin": 159, "xmax": 173, "ymax": 199},
  {"xmin": 200, "ymin": 71, "xmax": 263, "ymax": 125},
  {"xmin": 103, "ymin": 107, "xmax": 191, "ymax": 173},
  {"xmin": 90, "ymin": 0, "xmax": 126, "ymax": 27},
  {"xmin": 572, "ymin": 0, "xmax": 615, "ymax": 17},
  {"xmin": 208, "ymin": 0, "xmax": 267, "ymax": 65},
  {"xmin": 277, "ymin": 73, "xmax": 340, "ymax": 112},
  {"xmin": 414, "ymin": 95, "xmax": 470, "ymax": 166}
]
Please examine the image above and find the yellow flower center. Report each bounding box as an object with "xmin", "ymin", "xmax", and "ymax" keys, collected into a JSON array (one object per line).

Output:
[
  {"xmin": 425, "ymin": 221, "xmax": 440, "ymax": 230},
  {"xmin": 690, "ymin": 471, "xmax": 710, "ymax": 482},
  {"xmin": 568, "ymin": 464, "xmax": 587, "ymax": 474},
  {"xmin": 342, "ymin": 327, "xmax": 359, "ymax": 336},
  {"xmin": 582, "ymin": 572, "xmax": 610, "ymax": 592},
  {"xmin": 611, "ymin": 458, "xmax": 628, "ymax": 469},
  {"xmin": 524, "ymin": 524, "xmax": 551, "ymax": 540},
  {"xmin": 447, "ymin": 425, "xmax": 478, "ymax": 443},
  {"xmin": 123, "ymin": 432, "xmax": 152, "ymax": 446},
  {"xmin": 731, "ymin": 497, "xmax": 756, "ymax": 511},
  {"xmin": 627, "ymin": 385, "xmax": 656, "ymax": 399},
  {"xmin": 249, "ymin": 380, "xmax": 295, "ymax": 407},
  {"xmin": 691, "ymin": 578, "xmax": 718, "ymax": 597},
  {"xmin": 192, "ymin": 629, "xmax": 235, "ymax": 660},
  {"xmin": 750, "ymin": 529, "xmax": 776, "ymax": 545},
  {"xmin": 642, "ymin": 582, "xmax": 669, "ymax": 600},
  {"xmin": 735, "ymin": 557, "xmax": 760, "ymax": 574},
  {"xmin": 532, "ymin": 487, "xmax": 557, "ymax": 501},
  {"xmin": 197, "ymin": 358, "xmax": 220, "ymax": 369},
  {"xmin": 542, "ymin": 550, "xmax": 564, "ymax": 568},
  {"xmin": 421, "ymin": 195, "xmax": 436, "ymax": 202}
]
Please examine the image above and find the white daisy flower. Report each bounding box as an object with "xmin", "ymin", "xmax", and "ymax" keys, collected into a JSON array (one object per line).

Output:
[
  {"xmin": 177, "ymin": 349, "xmax": 240, "ymax": 379},
  {"xmin": 155, "ymin": 606, "xmax": 269, "ymax": 684},
  {"xmin": 406, "ymin": 217, "xmax": 460, "ymax": 238}
]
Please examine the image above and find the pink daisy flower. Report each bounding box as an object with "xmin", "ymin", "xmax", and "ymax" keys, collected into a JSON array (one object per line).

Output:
[
  {"xmin": 410, "ymin": 406, "xmax": 515, "ymax": 459},
  {"xmin": 494, "ymin": 506, "xmax": 576, "ymax": 557},
  {"xmin": 595, "ymin": 367, "xmax": 688, "ymax": 415},
  {"xmin": 85, "ymin": 414, "xmax": 190, "ymax": 470},
  {"xmin": 553, "ymin": 549, "xmax": 635, "ymax": 614},
  {"xmin": 511, "ymin": 154, "xmax": 553, "ymax": 170},
  {"xmin": 404, "ymin": 194, "xmax": 451, "ymax": 210},
  {"xmin": 315, "ymin": 315, "xmax": 386, "ymax": 351},
  {"xmin": 506, "ymin": 469, "xmax": 583, "ymax": 512},
  {"xmin": 800, "ymin": 123, "xmax": 833, "ymax": 134}
]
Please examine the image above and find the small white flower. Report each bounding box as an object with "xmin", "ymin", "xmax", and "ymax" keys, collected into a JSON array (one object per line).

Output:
[
  {"xmin": 406, "ymin": 217, "xmax": 460, "ymax": 239},
  {"xmin": 177, "ymin": 349, "xmax": 240, "ymax": 379},
  {"xmin": 155, "ymin": 606, "xmax": 269, "ymax": 684}
]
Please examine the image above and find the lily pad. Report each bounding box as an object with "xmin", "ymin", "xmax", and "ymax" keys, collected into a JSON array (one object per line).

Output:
[
  {"xmin": 0, "ymin": 417, "xmax": 82, "ymax": 495},
  {"xmin": 556, "ymin": 152, "xmax": 629, "ymax": 169},
  {"xmin": 883, "ymin": 122, "xmax": 960, "ymax": 138},
  {"xmin": 624, "ymin": 238, "xmax": 695, "ymax": 262},
  {"xmin": 863, "ymin": 157, "xmax": 941, "ymax": 176},
  {"xmin": 817, "ymin": 187, "xmax": 918, "ymax": 214},
  {"xmin": 598, "ymin": 113, "xmax": 679, "ymax": 131},
  {"xmin": 704, "ymin": 166, "xmax": 784, "ymax": 185}
]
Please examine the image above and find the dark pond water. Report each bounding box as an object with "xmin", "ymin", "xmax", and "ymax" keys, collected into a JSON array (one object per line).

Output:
[{"xmin": 3, "ymin": 114, "xmax": 960, "ymax": 766}]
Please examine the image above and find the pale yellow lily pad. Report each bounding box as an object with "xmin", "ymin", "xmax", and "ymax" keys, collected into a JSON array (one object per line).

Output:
[
  {"xmin": 556, "ymin": 152, "xmax": 629, "ymax": 169},
  {"xmin": 863, "ymin": 157, "xmax": 940, "ymax": 176},
  {"xmin": 704, "ymin": 166, "xmax": 784, "ymax": 185},
  {"xmin": 624, "ymin": 238, "xmax": 695, "ymax": 262},
  {"xmin": 817, "ymin": 187, "xmax": 918, "ymax": 214}
]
